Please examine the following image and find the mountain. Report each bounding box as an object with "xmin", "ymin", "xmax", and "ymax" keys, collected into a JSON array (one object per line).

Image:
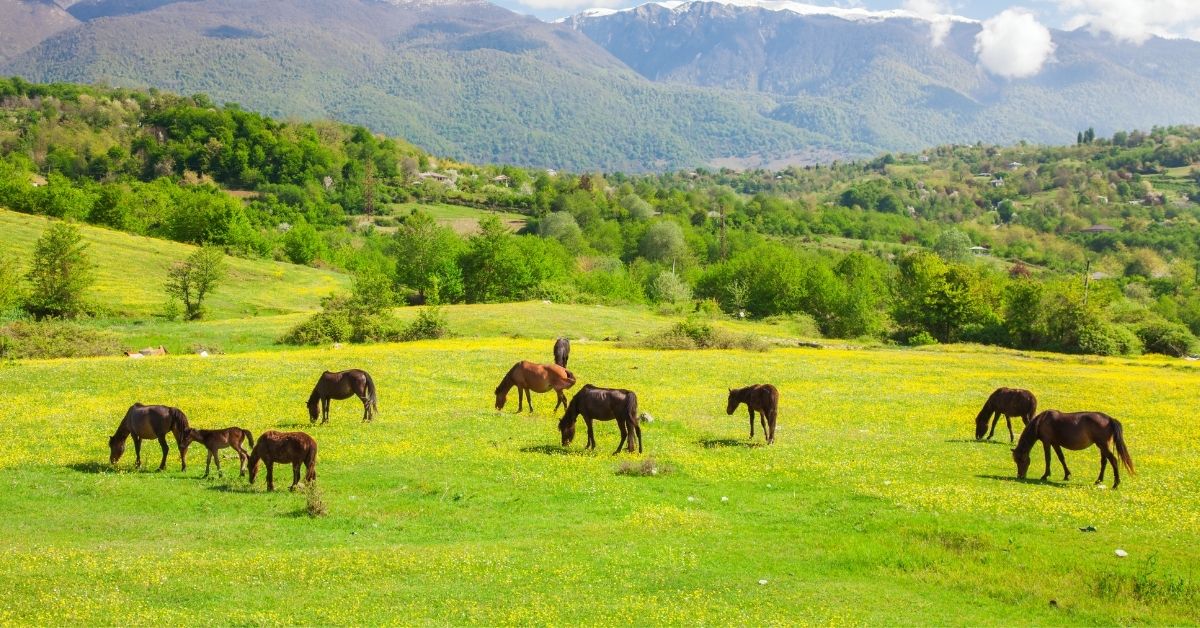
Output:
[
  {"xmin": 0, "ymin": 0, "xmax": 79, "ymax": 62},
  {"xmin": 1, "ymin": 0, "xmax": 852, "ymax": 171},
  {"xmin": 565, "ymin": 0, "xmax": 1200, "ymax": 151}
]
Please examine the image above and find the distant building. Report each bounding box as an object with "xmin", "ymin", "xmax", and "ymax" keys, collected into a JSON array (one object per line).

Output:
[
  {"xmin": 491, "ymin": 175, "xmax": 511, "ymax": 186},
  {"xmin": 990, "ymin": 178, "xmax": 1005, "ymax": 188},
  {"xmin": 969, "ymin": 245, "xmax": 990, "ymax": 256},
  {"xmin": 418, "ymin": 172, "xmax": 451, "ymax": 183},
  {"xmin": 918, "ymin": 155, "xmax": 930, "ymax": 163},
  {"xmin": 1008, "ymin": 161, "xmax": 1023, "ymax": 169}
]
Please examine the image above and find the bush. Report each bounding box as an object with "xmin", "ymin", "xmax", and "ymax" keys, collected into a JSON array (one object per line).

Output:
[
  {"xmin": 638, "ymin": 320, "xmax": 769, "ymax": 352},
  {"xmin": 0, "ymin": 321, "xmax": 123, "ymax": 359},
  {"xmin": 615, "ymin": 456, "xmax": 674, "ymax": 477},
  {"xmin": 400, "ymin": 305, "xmax": 449, "ymax": 342},
  {"xmin": 906, "ymin": 331, "xmax": 939, "ymax": 346},
  {"xmin": 1137, "ymin": 321, "xmax": 1197, "ymax": 357},
  {"xmin": 1076, "ymin": 320, "xmax": 1142, "ymax": 357}
]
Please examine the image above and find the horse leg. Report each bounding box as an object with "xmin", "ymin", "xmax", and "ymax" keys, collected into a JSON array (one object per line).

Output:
[
  {"xmin": 156, "ymin": 435, "xmax": 169, "ymax": 471},
  {"xmin": 525, "ymin": 388, "xmax": 534, "ymax": 413},
  {"xmin": 213, "ymin": 449, "xmax": 223, "ymax": 477},
  {"xmin": 517, "ymin": 387, "xmax": 524, "ymax": 413},
  {"xmin": 1096, "ymin": 447, "xmax": 1109, "ymax": 485},
  {"xmin": 1040, "ymin": 441, "xmax": 1052, "ymax": 481},
  {"xmin": 322, "ymin": 399, "xmax": 331, "ymax": 424},
  {"xmin": 613, "ymin": 419, "xmax": 629, "ymax": 455},
  {"xmin": 632, "ymin": 419, "xmax": 643, "ymax": 454},
  {"xmin": 586, "ymin": 418, "xmax": 596, "ymax": 451},
  {"xmin": 291, "ymin": 462, "xmax": 302, "ymax": 490},
  {"xmin": 748, "ymin": 409, "xmax": 755, "ymax": 439},
  {"xmin": 266, "ymin": 461, "xmax": 275, "ymax": 491},
  {"xmin": 235, "ymin": 445, "xmax": 249, "ymax": 476},
  {"xmin": 1053, "ymin": 445, "xmax": 1070, "ymax": 481},
  {"xmin": 1006, "ymin": 415, "xmax": 1015, "ymax": 443},
  {"xmin": 133, "ymin": 436, "xmax": 143, "ymax": 468},
  {"xmin": 760, "ymin": 413, "xmax": 768, "ymax": 442},
  {"xmin": 204, "ymin": 449, "xmax": 213, "ymax": 478},
  {"xmin": 555, "ymin": 389, "xmax": 566, "ymax": 412},
  {"xmin": 767, "ymin": 411, "xmax": 777, "ymax": 445},
  {"xmin": 986, "ymin": 412, "xmax": 1000, "ymax": 440}
]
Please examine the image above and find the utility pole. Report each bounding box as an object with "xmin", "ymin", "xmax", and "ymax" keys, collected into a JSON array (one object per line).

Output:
[
  {"xmin": 1083, "ymin": 259, "xmax": 1092, "ymax": 307},
  {"xmin": 719, "ymin": 204, "xmax": 727, "ymax": 261}
]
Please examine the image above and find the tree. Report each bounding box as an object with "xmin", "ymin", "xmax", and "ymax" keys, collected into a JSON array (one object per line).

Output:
[
  {"xmin": 283, "ymin": 220, "xmax": 323, "ymax": 265},
  {"xmin": 537, "ymin": 211, "xmax": 586, "ymax": 253},
  {"xmin": 392, "ymin": 209, "xmax": 465, "ymax": 302},
  {"xmin": 25, "ymin": 222, "xmax": 94, "ymax": 319},
  {"xmin": 934, "ymin": 228, "xmax": 973, "ymax": 262},
  {"xmin": 165, "ymin": 246, "xmax": 227, "ymax": 320},
  {"xmin": 646, "ymin": 270, "xmax": 692, "ymax": 304},
  {"xmin": 638, "ymin": 220, "xmax": 688, "ymax": 264},
  {"xmin": 0, "ymin": 254, "xmax": 25, "ymax": 314}
]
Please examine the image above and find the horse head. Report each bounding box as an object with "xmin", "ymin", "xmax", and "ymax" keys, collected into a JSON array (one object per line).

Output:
[
  {"xmin": 307, "ymin": 397, "xmax": 320, "ymax": 423},
  {"xmin": 558, "ymin": 414, "xmax": 577, "ymax": 447},
  {"xmin": 109, "ymin": 434, "xmax": 126, "ymax": 464},
  {"xmin": 494, "ymin": 386, "xmax": 507, "ymax": 411},
  {"xmin": 1012, "ymin": 447, "xmax": 1030, "ymax": 479},
  {"xmin": 725, "ymin": 389, "xmax": 737, "ymax": 415}
]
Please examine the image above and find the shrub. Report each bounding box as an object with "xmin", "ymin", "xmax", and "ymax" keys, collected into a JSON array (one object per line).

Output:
[
  {"xmin": 400, "ymin": 305, "xmax": 449, "ymax": 342},
  {"xmin": 0, "ymin": 321, "xmax": 123, "ymax": 359},
  {"xmin": 906, "ymin": 331, "xmax": 939, "ymax": 346},
  {"xmin": 615, "ymin": 456, "xmax": 674, "ymax": 477},
  {"xmin": 25, "ymin": 222, "xmax": 94, "ymax": 319},
  {"xmin": 164, "ymin": 246, "xmax": 226, "ymax": 321},
  {"xmin": 1076, "ymin": 320, "xmax": 1143, "ymax": 357},
  {"xmin": 305, "ymin": 482, "xmax": 327, "ymax": 517},
  {"xmin": 639, "ymin": 320, "xmax": 769, "ymax": 352},
  {"xmin": 1137, "ymin": 321, "xmax": 1197, "ymax": 357}
]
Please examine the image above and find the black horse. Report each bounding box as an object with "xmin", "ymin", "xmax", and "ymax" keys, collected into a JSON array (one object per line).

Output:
[
  {"xmin": 307, "ymin": 369, "xmax": 378, "ymax": 424},
  {"xmin": 558, "ymin": 384, "xmax": 642, "ymax": 454},
  {"xmin": 554, "ymin": 337, "xmax": 570, "ymax": 368}
]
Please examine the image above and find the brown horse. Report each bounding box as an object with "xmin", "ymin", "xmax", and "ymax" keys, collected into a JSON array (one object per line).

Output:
[
  {"xmin": 559, "ymin": 384, "xmax": 642, "ymax": 454},
  {"xmin": 554, "ymin": 337, "xmax": 570, "ymax": 368},
  {"xmin": 1012, "ymin": 410, "xmax": 1135, "ymax": 488},
  {"xmin": 248, "ymin": 430, "xmax": 317, "ymax": 491},
  {"xmin": 727, "ymin": 384, "xmax": 780, "ymax": 444},
  {"xmin": 182, "ymin": 427, "xmax": 254, "ymax": 477},
  {"xmin": 308, "ymin": 369, "xmax": 378, "ymax": 424},
  {"xmin": 975, "ymin": 387, "xmax": 1037, "ymax": 442},
  {"xmin": 495, "ymin": 360, "xmax": 576, "ymax": 413},
  {"xmin": 109, "ymin": 403, "xmax": 190, "ymax": 471}
]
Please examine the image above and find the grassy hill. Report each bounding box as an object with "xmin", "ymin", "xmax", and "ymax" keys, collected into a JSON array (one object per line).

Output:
[{"xmin": 0, "ymin": 338, "xmax": 1195, "ymax": 623}]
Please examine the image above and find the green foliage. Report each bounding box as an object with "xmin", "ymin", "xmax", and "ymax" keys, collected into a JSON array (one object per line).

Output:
[
  {"xmin": 391, "ymin": 209, "xmax": 465, "ymax": 302},
  {"xmin": 933, "ymin": 228, "xmax": 972, "ymax": 262},
  {"xmin": 24, "ymin": 222, "xmax": 94, "ymax": 319},
  {"xmin": 283, "ymin": 221, "xmax": 323, "ymax": 265},
  {"xmin": 639, "ymin": 220, "xmax": 688, "ymax": 264},
  {"xmin": 461, "ymin": 216, "xmax": 571, "ymax": 303},
  {"xmin": 1136, "ymin": 320, "xmax": 1198, "ymax": 357},
  {"xmin": 0, "ymin": 254, "xmax": 25, "ymax": 315},
  {"xmin": 639, "ymin": 318, "xmax": 769, "ymax": 351},
  {"xmin": 164, "ymin": 246, "xmax": 227, "ymax": 321},
  {"xmin": 646, "ymin": 270, "xmax": 692, "ymax": 304},
  {"xmin": 0, "ymin": 320, "xmax": 122, "ymax": 359}
]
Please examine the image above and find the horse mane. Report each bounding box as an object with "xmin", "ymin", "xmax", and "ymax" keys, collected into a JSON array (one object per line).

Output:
[
  {"xmin": 1013, "ymin": 411, "xmax": 1045, "ymax": 455},
  {"xmin": 169, "ymin": 407, "xmax": 190, "ymax": 432},
  {"xmin": 495, "ymin": 364, "xmax": 518, "ymax": 396},
  {"xmin": 974, "ymin": 390, "xmax": 997, "ymax": 424}
]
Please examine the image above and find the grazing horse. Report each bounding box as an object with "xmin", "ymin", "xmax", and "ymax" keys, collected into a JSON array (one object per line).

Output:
[
  {"xmin": 558, "ymin": 384, "xmax": 642, "ymax": 455},
  {"xmin": 109, "ymin": 403, "xmax": 190, "ymax": 471},
  {"xmin": 248, "ymin": 430, "xmax": 317, "ymax": 491},
  {"xmin": 495, "ymin": 360, "xmax": 576, "ymax": 413},
  {"xmin": 307, "ymin": 369, "xmax": 378, "ymax": 424},
  {"xmin": 182, "ymin": 427, "xmax": 254, "ymax": 477},
  {"xmin": 975, "ymin": 387, "xmax": 1037, "ymax": 442},
  {"xmin": 554, "ymin": 337, "xmax": 570, "ymax": 368},
  {"xmin": 726, "ymin": 384, "xmax": 780, "ymax": 444},
  {"xmin": 1012, "ymin": 410, "xmax": 1135, "ymax": 488}
]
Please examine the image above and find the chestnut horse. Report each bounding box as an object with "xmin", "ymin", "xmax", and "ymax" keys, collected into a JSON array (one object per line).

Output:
[
  {"xmin": 554, "ymin": 337, "xmax": 570, "ymax": 368},
  {"xmin": 308, "ymin": 369, "xmax": 378, "ymax": 424},
  {"xmin": 727, "ymin": 384, "xmax": 780, "ymax": 444},
  {"xmin": 248, "ymin": 430, "xmax": 317, "ymax": 491},
  {"xmin": 1012, "ymin": 410, "xmax": 1135, "ymax": 488},
  {"xmin": 182, "ymin": 427, "xmax": 254, "ymax": 477},
  {"xmin": 109, "ymin": 403, "xmax": 191, "ymax": 471},
  {"xmin": 558, "ymin": 384, "xmax": 642, "ymax": 454},
  {"xmin": 494, "ymin": 360, "xmax": 576, "ymax": 413},
  {"xmin": 975, "ymin": 387, "xmax": 1037, "ymax": 442}
]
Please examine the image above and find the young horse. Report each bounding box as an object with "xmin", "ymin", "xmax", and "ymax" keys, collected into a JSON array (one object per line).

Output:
[
  {"xmin": 975, "ymin": 387, "xmax": 1037, "ymax": 442},
  {"xmin": 248, "ymin": 430, "xmax": 317, "ymax": 491},
  {"xmin": 558, "ymin": 384, "xmax": 642, "ymax": 455},
  {"xmin": 553, "ymin": 337, "xmax": 570, "ymax": 368},
  {"xmin": 726, "ymin": 384, "xmax": 780, "ymax": 444},
  {"xmin": 182, "ymin": 427, "xmax": 254, "ymax": 477},
  {"xmin": 1012, "ymin": 410, "xmax": 1135, "ymax": 488},
  {"xmin": 109, "ymin": 403, "xmax": 191, "ymax": 471},
  {"xmin": 494, "ymin": 361, "xmax": 576, "ymax": 413},
  {"xmin": 307, "ymin": 369, "xmax": 378, "ymax": 424}
]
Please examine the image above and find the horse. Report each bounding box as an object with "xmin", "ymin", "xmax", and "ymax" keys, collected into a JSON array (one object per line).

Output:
[
  {"xmin": 558, "ymin": 384, "xmax": 642, "ymax": 455},
  {"xmin": 494, "ymin": 360, "xmax": 576, "ymax": 413},
  {"xmin": 108, "ymin": 403, "xmax": 190, "ymax": 471},
  {"xmin": 1012, "ymin": 410, "xmax": 1135, "ymax": 488},
  {"xmin": 554, "ymin": 337, "xmax": 570, "ymax": 368},
  {"xmin": 975, "ymin": 387, "xmax": 1037, "ymax": 442},
  {"xmin": 307, "ymin": 369, "xmax": 378, "ymax": 424},
  {"xmin": 182, "ymin": 427, "xmax": 254, "ymax": 477},
  {"xmin": 248, "ymin": 430, "xmax": 317, "ymax": 491},
  {"xmin": 124, "ymin": 345, "xmax": 167, "ymax": 357},
  {"xmin": 726, "ymin": 384, "xmax": 780, "ymax": 444}
]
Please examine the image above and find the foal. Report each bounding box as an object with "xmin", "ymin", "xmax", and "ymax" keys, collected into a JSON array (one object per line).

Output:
[
  {"xmin": 248, "ymin": 431, "xmax": 317, "ymax": 491},
  {"xmin": 726, "ymin": 384, "xmax": 780, "ymax": 444},
  {"xmin": 1012, "ymin": 410, "xmax": 1135, "ymax": 488},
  {"xmin": 182, "ymin": 427, "xmax": 254, "ymax": 477}
]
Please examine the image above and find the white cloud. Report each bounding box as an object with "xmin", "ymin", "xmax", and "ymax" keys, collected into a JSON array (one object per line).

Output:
[
  {"xmin": 974, "ymin": 8, "xmax": 1056, "ymax": 79},
  {"xmin": 902, "ymin": 0, "xmax": 953, "ymax": 46},
  {"xmin": 1056, "ymin": 0, "xmax": 1200, "ymax": 44}
]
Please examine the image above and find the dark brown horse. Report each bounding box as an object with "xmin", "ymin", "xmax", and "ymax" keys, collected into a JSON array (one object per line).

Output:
[
  {"xmin": 109, "ymin": 403, "xmax": 191, "ymax": 471},
  {"xmin": 495, "ymin": 360, "xmax": 576, "ymax": 413},
  {"xmin": 975, "ymin": 387, "xmax": 1037, "ymax": 442},
  {"xmin": 182, "ymin": 427, "xmax": 254, "ymax": 477},
  {"xmin": 308, "ymin": 369, "xmax": 378, "ymax": 424},
  {"xmin": 554, "ymin": 337, "xmax": 570, "ymax": 368},
  {"xmin": 727, "ymin": 384, "xmax": 780, "ymax": 444},
  {"xmin": 248, "ymin": 430, "xmax": 317, "ymax": 491},
  {"xmin": 1012, "ymin": 410, "xmax": 1135, "ymax": 488},
  {"xmin": 558, "ymin": 384, "xmax": 642, "ymax": 454}
]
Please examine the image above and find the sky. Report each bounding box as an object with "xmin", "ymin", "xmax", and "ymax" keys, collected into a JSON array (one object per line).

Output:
[{"xmin": 497, "ymin": 0, "xmax": 1200, "ymax": 80}]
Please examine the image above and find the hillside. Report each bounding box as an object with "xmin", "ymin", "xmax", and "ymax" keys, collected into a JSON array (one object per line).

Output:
[
  {"xmin": 0, "ymin": 338, "xmax": 1196, "ymax": 623},
  {"xmin": 0, "ymin": 208, "xmax": 348, "ymax": 319}
]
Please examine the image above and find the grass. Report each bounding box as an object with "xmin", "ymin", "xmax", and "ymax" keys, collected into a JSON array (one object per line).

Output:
[
  {"xmin": 0, "ymin": 338, "xmax": 1196, "ymax": 624},
  {"xmin": 386, "ymin": 201, "xmax": 528, "ymax": 234},
  {"xmin": 0, "ymin": 209, "xmax": 348, "ymax": 319}
]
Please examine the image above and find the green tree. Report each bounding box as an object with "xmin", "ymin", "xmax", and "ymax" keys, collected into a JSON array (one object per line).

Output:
[
  {"xmin": 0, "ymin": 254, "xmax": 25, "ymax": 314},
  {"xmin": 165, "ymin": 246, "xmax": 227, "ymax": 320},
  {"xmin": 392, "ymin": 209, "xmax": 465, "ymax": 302},
  {"xmin": 283, "ymin": 220, "xmax": 323, "ymax": 265},
  {"xmin": 639, "ymin": 220, "xmax": 688, "ymax": 264},
  {"xmin": 25, "ymin": 222, "xmax": 94, "ymax": 319},
  {"xmin": 934, "ymin": 228, "xmax": 973, "ymax": 262}
]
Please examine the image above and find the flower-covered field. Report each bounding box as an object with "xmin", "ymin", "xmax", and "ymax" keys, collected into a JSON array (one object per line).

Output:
[{"xmin": 0, "ymin": 339, "xmax": 1196, "ymax": 625}]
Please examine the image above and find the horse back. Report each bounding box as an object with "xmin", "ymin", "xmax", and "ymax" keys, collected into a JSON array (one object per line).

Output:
[{"xmin": 255, "ymin": 430, "xmax": 316, "ymax": 463}]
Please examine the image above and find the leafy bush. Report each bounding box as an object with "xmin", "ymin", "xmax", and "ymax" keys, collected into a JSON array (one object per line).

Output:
[
  {"xmin": 0, "ymin": 321, "xmax": 123, "ymax": 359},
  {"xmin": 1076, "ymin": 320, "xmax": 1142, "ymax": 357},
  {"xmin": 1137, "ymin": 321, "xmax": 1197, "ymax": 357},
  {"xmin": 399, "ymin": 305, "xmax": 449, "ymax": 342},
  {"xmin": 906, "ymin": 331, "xmax": 939, "ymax": 346},
  {"xmin": 639, "ymin": 319, "xmax": 768, "ymax": 352}
]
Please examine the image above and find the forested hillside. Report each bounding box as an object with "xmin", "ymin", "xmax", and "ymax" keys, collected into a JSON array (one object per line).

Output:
[{"xmin": 2, "ymin": 78, "xmax": 1200, "ymax": 358}]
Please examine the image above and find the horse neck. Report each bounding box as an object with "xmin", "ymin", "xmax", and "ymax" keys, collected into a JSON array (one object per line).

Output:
[
  {"xmin": 496, "ymin": 370, "xmax": 516, "ymax": 395},
  {"xmin": 1013, "ymin": 418, "xmax": 1041, "ymax": 455},
  {"xmin": 307, "ymin": 386, "xmax": 322, "ymax": 405}
]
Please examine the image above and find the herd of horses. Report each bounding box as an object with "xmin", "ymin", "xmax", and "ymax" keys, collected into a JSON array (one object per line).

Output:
[{"xmin": 105, "ymin": 338, "xmax": 1136, "ymax": 490}]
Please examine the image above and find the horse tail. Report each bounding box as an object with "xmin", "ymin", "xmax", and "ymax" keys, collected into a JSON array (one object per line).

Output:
[
  {"xmin": 306, "ymin": 439, "xmax": 318, "ymax": 482},
  {"xmin": 1111, "ymin": 419, "xmax": 1135, "ymax": 475},
  {"xmin": 241, "ymin": 429, "xmax": 254, "ymax": 448},
  {"xmin": 365, "ymin": 372, "xmax": 379, "ymax": 414}
]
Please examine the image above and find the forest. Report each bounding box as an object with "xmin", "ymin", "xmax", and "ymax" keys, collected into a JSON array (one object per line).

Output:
[{"xmin": 2, "ymin": 77, "xmax": 1199, "ymax": 357}]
